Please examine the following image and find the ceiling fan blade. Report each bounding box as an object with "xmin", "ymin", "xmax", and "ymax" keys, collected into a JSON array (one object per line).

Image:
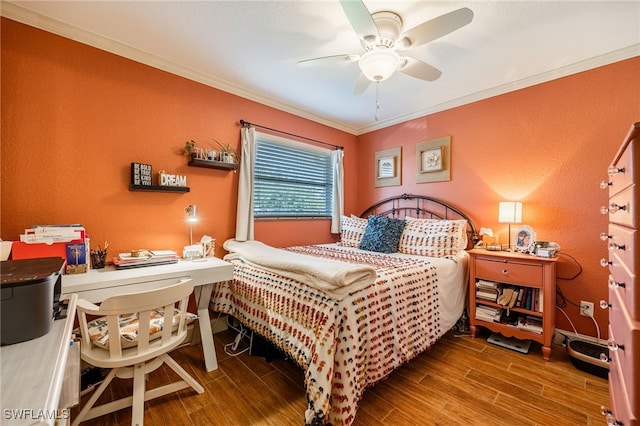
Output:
[
  {"xmin": 399, "ymin": 57, "xmax": 442, "ymax": 81},
  {"xmin": 340, "ymin": 0, "xmax": 379, "ymax": 42},
  {"xmin": 399, "ymin": 7, "xmax": 474, "ymax": 49},
  {"xmin": 353, "ymin": 73, "xmax": 371, "ymax": 94},
  {"xmin": 298, "ymin": 54, "xmax": 359, "ymax": 67}
]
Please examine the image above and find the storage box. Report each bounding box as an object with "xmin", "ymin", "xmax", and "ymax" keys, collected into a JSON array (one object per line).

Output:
[{"xmin": 0, "ymin": 257, "xmax": 65, "ymax": 345}]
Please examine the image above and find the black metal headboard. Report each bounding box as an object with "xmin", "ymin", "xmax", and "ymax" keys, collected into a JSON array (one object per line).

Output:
[{"xmin": 359, "ymin": 193, "xmax": 480, "ymax": 247}]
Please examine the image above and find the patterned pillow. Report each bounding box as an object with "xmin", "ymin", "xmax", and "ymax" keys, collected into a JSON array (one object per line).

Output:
[
  {"xmin": 339, "ymin": 215, "xmax": 368, "ymax": 248},
  {"xmin": 84, "ymin": 309, "xmax": 198, "ymax": 350},
  {"xmin": 398, "ymin": 218, "xmax": 468, "ymax": 257},
  {"xmin": 359, "ymin": 215, "xmax": 406, "ymax": 253}
]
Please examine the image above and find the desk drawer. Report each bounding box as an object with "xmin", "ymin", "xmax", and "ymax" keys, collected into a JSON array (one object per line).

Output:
[
  {"xmin": 474, "ymin": 257, "xmax": 543, "ymax": 287},
  {"xmin": 72, "ymin": 276, "xmax": 190, "ymax": 303}
]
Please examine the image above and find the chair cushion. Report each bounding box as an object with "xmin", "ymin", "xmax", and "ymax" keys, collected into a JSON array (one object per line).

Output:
[{"xmin": 85, "ymin": 309, "xmax": 198, "ymax": 350}]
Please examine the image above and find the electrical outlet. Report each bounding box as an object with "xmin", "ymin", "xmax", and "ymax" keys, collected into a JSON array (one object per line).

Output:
[{"xmin": 580, "ymin": 301, "xmax": 594, "ymax": 317}]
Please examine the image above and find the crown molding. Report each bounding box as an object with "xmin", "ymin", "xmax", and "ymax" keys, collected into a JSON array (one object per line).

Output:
[{"xmin": 3, "ymin": 1, "xmax": 638, "ymax": 137}]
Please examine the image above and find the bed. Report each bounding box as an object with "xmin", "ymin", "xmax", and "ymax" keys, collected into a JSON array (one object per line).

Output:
[{"xmin": 210, "ymin": 194, "xmax": 479, "ymax": 425}]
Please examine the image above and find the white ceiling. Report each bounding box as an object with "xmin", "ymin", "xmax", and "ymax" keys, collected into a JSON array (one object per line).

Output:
[{"xmin": 3, "ymin": 1, "xmax": 639, "ymax": 135}]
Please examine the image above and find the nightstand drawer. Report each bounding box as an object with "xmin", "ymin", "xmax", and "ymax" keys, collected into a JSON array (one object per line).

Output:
[{"xmin": 474, "ymin": 257, "xmax": 543, "ymax": 287}]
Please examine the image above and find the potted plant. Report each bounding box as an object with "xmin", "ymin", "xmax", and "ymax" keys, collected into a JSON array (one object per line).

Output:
[
  {"xmin": 183, "ymin": 140, "xmax": 200, "ymax": 159},
  {"xmin": 214, "ymin": 140, "xmax": 238, "ymax": 164}
]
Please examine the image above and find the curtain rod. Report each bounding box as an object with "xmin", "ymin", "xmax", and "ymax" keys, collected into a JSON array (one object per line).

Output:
[{"xmin": 239, "ymin": 119, "xmax": 343, "ymax": 150}]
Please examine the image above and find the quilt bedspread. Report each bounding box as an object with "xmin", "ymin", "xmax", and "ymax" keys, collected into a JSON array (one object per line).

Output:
[{"xmin": 210, "ymin": 245, "xmax": 443, "ymax": 425}]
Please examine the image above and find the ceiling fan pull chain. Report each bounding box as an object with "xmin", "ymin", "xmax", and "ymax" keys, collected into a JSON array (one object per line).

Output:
[{"xmin": 375, "ymin": 81, "xmax": 380, "ymax": 121}]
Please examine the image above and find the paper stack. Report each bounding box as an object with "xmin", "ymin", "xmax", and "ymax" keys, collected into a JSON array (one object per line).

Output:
[{"xmin": 112, "ymin": 250, "xmax": 179, "ymax": 269}]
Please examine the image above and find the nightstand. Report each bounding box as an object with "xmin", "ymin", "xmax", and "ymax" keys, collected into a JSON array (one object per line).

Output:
[{"xmin": 468, "ymin": 248, "xmax": 557, "ymax": 359}]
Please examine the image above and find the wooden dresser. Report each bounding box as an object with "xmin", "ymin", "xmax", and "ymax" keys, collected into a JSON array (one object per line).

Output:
[{"xmin": 601, "ymin": 121, "xmax": 639, "ymax": 426}]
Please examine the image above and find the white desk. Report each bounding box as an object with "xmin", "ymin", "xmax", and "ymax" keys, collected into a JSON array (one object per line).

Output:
[
  {"xmin": 1, "ymin": 294, "xmax": 78, "ymax": 426},
  {"xmin": 61, "ymin": 257, "xmax": 233, "ymax": 372}
]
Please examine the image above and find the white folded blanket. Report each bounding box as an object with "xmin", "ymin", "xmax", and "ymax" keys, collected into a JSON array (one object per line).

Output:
[{"xmin": 223, "ymin": 239, "xmax": 377, "ymax": 300}]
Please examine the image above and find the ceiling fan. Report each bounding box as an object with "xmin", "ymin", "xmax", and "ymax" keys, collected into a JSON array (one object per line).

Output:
[{"xmin": 298, "ymin": 0, "xmax": 474, "ymax": 94}]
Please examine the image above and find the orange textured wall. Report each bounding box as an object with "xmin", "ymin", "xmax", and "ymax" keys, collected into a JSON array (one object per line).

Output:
[
  {"xmin": 1, "ymin": 18, "xmax": 356, "ymax": 256},
  {"xmin": 2, "ymin": 18, "xmax": 639, "ymax": 339},
  {"xmin": 357, "ymin": 56, "xmax": 640, "ymax": 338}
]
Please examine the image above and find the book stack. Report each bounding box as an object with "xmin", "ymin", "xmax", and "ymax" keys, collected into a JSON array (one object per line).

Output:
[
  {"xmin": 512, "ymin": 287, "xmax": 543, "ymax": 312},
  {"xmin": 476, "ymin": 280, "xmax": 500, "ymax": 302},
  {"xmin": 476, "ymin": 305, "xmax": 503, "ymax": 322},
  {"xmin": 517, "ymin": 315, "xmax": 543, "ymax": 334},
  {"xmin": 112, "ymin": 250, "xmax": 179, "ymax": 269}
]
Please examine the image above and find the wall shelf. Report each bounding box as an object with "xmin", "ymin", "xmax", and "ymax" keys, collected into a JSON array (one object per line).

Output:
[
  {"xmin": 129, "ymin": 185, "xmax": 190, "ymax": 193},
  {"xmin": 188, "ymin": 158, "xmax": 238, "ymax": 171}
]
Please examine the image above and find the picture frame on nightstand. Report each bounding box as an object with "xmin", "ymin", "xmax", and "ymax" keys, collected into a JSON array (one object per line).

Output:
[{"xmin": 515, "ymin": 225, "xmax": 536, "ymax": 253}]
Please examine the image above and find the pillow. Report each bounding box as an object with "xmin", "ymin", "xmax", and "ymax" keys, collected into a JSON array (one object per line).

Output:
[
  {"xmin": 398, "ymin": 218, "xmax": 468, "ymax": 257},
  {"xmin": 84, "ymin": 309, "xmax": 198, "ymax": 350},
  {"xmin": 339, "ymin": 215, "xmax": 368, "ymax": 248},
  {"xmin": 359, "ymin": 215, "xmax": 406, "ymax": 253}
]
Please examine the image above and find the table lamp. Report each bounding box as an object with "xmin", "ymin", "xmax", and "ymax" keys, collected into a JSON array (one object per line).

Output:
[
  {"xmin": 498, "ymin": 201, "xmax": 522, "ymax": 250},
  {"xmin": 184, "ymin": 205, "xmax": 198, "ymax": 245}
]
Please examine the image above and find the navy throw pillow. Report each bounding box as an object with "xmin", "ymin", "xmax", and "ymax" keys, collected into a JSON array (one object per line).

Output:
[{"xmin": 359, "ymin": 215, "xmax": 406, "ymax": 253}]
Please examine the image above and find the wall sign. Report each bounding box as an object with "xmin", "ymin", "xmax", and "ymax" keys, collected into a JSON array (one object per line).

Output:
[{"xmin": 130, "ymin": 162, "xmax": 152, "ymax": 186}]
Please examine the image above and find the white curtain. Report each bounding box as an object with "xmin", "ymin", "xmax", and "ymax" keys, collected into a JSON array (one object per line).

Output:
[
  {"xmin": 331, "ymin": 149, "xmax": 344, "ymax": 234},
  {"xmin": 235, "ymin": 126, "xmax": 256, "ymax": 241}
]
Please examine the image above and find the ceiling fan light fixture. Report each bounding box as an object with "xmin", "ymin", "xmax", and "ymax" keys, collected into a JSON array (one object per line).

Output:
[{"xmin": 359, "ymin": 49, "xmax": 401, "ymax": 82}]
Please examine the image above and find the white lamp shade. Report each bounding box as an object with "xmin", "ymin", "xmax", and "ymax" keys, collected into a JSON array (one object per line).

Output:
[
  {"xmin": 498, "ymin": 201, "xmax": 522, "ymax": 224},
  {"xmin": 185, "ymin": 205, "xmax": 198, "ymax": 223},
  {"xmin": 359, "ymin": 49, "xmax": 401, "ymax": 82}
]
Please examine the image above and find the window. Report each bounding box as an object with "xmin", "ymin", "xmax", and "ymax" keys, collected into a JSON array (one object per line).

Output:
[{"xmin": 254, "ymin": 132, "xmax": 333, "ymax": 218}]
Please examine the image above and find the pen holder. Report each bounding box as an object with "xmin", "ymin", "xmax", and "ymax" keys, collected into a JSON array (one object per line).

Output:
[{"xmin": 90, "ymin": 250, "xmax": 107, "ymax": 269}]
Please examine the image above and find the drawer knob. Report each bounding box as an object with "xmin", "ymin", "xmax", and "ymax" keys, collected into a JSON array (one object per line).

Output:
[
  {"xmin": 608, "ymin": 276, "xmax": 625, "ymax": 289},
  {"xmin": 608, "ymin": 203, "xmax": 627, "ymax": 214},
  {"xmin": 607, "ymin": 340, "xmax": 624, "ymax": 352},
  {"xmin": 599, "ymin": 353, "xmax": 610, "ymax": 363},
  {"xmin": 600, "ymin": 258, "xmax": 612, "ymax": 267},
  {"xmin": 501, "ymin": 269, "xmax": 508, "ymax": 275},
  {"xmin": 608, "ymin": 243, "xmax": 626, "ymax": 252},
  {"xmin": 600, "ymin": 180, "xmax": 612, "ymax": 189},
  {"xmin": 600, "ymin": 300, "xmax": 611, "ymax": 310},
  {"xmin": 600, "ymin": 232, "xmax": 612, "ymax": 241},
  {"xmin": 607, "ymin": 165, "xmax": 625, "ymax": 177},
  {"xmin": 600, "ymin": 407, "xmax": 623, "ymax": 426}
]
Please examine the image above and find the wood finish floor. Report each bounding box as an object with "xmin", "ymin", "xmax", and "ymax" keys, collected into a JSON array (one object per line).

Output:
[{"xmin": 74, "ymin": 327, "xmax": 610, "ymax": 425}]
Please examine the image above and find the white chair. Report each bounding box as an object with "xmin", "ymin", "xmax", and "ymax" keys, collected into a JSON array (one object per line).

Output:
[{"xmin": 72, "ymin": 278, "xmax": 204, "ymax": 426}]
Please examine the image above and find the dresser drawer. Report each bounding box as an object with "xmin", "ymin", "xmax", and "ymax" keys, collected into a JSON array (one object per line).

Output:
[
  {"xmin": 608, "ymin": 330, "xmax": 638, "ymax": 425},
  {"xmin": 608, "ymin": 184, "xmax": 638, "ymax": 228},
  {"xmin": 610, "ymin": 291, "xmax": 640, "ymax": 408},
  {"xmin": 610, "ymin": 267, "xmax": 639, "ymax": 319},
  {"xmin": 609, "ymin": 136, "xmax": 638, "ymax": 198},
  {"xmin": 608, "ymin": 224, "xmax": 639, "ymax": 276},
  {"xmin": 474, "ymin": 257, "xmax": 543, "ymax": 287}
]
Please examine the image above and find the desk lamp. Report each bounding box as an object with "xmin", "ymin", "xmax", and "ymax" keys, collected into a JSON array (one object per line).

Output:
[
  {"xmin": 498, "ymin": 201, "xmax": 522, "ymax": 250},
  {"xmin": 184, "ymin": 205, "xmax": 198, "ymax": 245}
]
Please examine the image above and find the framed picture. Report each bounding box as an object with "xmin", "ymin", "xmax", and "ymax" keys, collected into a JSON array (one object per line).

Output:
[
  {"xmin": 515, "ymin": 225, "xmax": 536, "ymax": 253},
  {"xmin": 421, "ymin": 147, "xmax": 443, "ymax": 172},
  {"xmin": 377, "ymin": 156, "xmax": 395, "ymax": 178},
  {"xmin": 374, "ymin": 147, "xmax": 401, "ymax": 187},
  {"xmin": 416, "ymin": 136, "xmax": 450, "ymax": 183}
]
